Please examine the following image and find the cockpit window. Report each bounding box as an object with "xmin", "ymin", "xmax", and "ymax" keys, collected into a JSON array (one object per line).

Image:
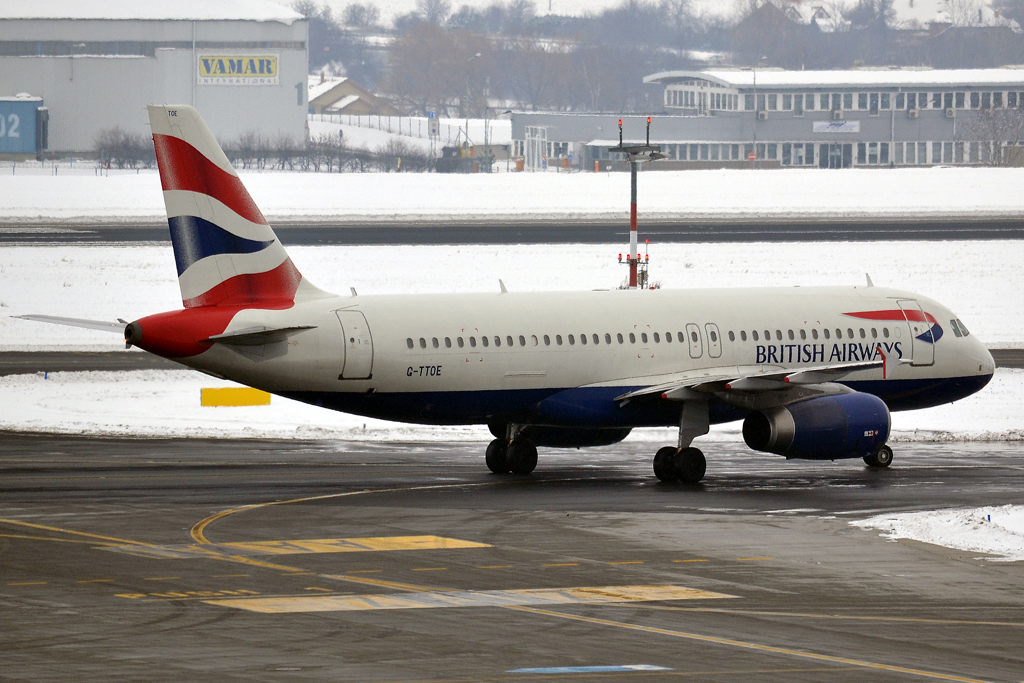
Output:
[
  {"xmin": 957, "ymin": 319, "xmax": 970, "ymax": 336},
  {"xmin": 950, "ymin": 319, "xmax": 962, "ymax": 338}
]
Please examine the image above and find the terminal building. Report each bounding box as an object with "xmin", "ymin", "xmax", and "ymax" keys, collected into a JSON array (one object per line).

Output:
[
  {"xmin": 510, "ymin": 68, "xmax": 1024, "ymax": 170},
  {"xmin": 0, "ymin": 0, "xmax": 308, "ymax": 155}
]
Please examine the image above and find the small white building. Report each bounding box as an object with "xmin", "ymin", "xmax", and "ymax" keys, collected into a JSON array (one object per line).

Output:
[{"xmin": 0, "ymin": 0, "xmax": 309, "ymax": 154}]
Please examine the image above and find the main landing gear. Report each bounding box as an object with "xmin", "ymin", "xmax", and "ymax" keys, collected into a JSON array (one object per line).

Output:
[
  {"xmin": 486, "ymin": 426, "xmax": 538, "ymax": 475},
  {"xmin": 864, "ymin": 444, "xmax": 894, "ymax": 468},
  {"xmin": 654, "ymin": 398, "xmax": 711, "ymax": 484}
]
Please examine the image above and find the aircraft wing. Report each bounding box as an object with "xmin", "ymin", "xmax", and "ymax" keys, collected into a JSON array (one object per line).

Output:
[
  {"xmin": 613, "ymin": 359, "xmax": 884, "ymax": 404},
  {"xmin": 15, "ymin": 314, "xmax": 126, "ymax": 333}
]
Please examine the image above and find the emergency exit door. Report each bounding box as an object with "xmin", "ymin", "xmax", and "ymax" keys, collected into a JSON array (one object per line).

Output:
[{"xmin": 336, "ymin": 310, "xmax": 374, "ymax": 379}]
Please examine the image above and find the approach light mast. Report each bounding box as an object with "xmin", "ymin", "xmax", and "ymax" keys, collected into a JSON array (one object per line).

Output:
[{"xmin": 609, "ymin": 117, "xmax": 664, "ymax": 289}]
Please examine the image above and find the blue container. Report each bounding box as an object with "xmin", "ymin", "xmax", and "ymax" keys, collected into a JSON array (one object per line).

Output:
[{"xmin": 0, "ymin": 96, "xmax": 43, "ymax": 154}]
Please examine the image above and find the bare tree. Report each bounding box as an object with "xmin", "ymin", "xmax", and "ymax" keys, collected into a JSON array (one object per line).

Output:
[
  {"xmin": 342, "ymin": 2, "xmax": 380, "ymax": 26},
  {"xmin": 960, "ymin": 106, "xmax": 1024, "ymax": 166},
  {"xmin": 417, "ymin": 0, "xmax": 452, "ymax": 24}
]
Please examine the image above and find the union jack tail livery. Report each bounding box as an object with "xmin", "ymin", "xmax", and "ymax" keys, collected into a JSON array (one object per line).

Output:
[{"xmin": 149, "ymin": 105, "xmax": 323, "ymax": 308}]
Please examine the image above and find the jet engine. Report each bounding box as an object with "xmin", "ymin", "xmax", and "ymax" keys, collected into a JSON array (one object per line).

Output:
[
  {"xmin": 742, "ymin": 392, "xmax": 890, "ymax": 460},
  {"xmin": 488, "ymin": 424, "xmax": 631, "ymax": 448}
]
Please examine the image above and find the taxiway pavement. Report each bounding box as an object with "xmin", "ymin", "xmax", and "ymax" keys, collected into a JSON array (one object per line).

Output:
[{"xmin": 1, "ymin": 432, "xmax": 1022, "ymax": 682}]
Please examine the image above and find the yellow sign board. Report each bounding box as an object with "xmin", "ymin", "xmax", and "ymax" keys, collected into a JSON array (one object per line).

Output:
[
  {"xmin": 201, "ymin": 387, "xmax": 271, "ymax": 407},
  {"xmin": 198, "ymin": 55, "xmax": 279, "ymax": 85}
]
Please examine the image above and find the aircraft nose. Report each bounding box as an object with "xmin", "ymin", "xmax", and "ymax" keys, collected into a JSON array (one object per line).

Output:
[{"xmin": 968, "ymin": 341, "xmax": 995, "ymax": 376}]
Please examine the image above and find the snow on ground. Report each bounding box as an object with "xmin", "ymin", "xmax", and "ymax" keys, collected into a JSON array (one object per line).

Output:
[
  {"xmin": 0, "ymin": 368, "xmax": 1019, "ymax": 442},
  {"xmin": 308, "ymin": 119, "xmax": 433, "ymax": 154},
  {"xmin": 852, "ymin": 505, "xmax": 1024, "ymax": 562},
  {"xmin": 2, "ymin": 167, "xmax": 1024, "ymax": 224},
  {"xmin": 3, "ymin": 241, "xmax": 1023, "ymax": 350}
]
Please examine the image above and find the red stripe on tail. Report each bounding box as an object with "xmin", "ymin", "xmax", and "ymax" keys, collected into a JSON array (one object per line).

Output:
[
  {"xmin": 183, "ymin": 258, "xmax": 302, "ymax": 309},
  {"xmin": 153, "ymin": 134, "xmax": 268, "ymax": 226}
]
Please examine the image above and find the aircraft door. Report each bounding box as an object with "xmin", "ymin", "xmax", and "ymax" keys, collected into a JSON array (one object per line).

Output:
[
  {"xmin": 705, "ymin": 323, "xmax": 722, "ymax": 359},
  {"xmin": 897, "ymin": 299, "xmax": 934, "ymax": 367},
  {"xmin": 685, "ymin": 323, "xmax": 703, "ymax": 359},
  {"xmin": 336, "ymin": 310, "xmax": 374, "ymax": 379}
]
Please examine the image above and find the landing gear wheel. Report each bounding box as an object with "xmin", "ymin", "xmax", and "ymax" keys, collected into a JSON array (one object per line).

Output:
[
  {"xmin": 654, "ymin": 446, "xmax": 678, "ymax": 482},
  {"xmin": 675, "ymin": 447, "xmax": 706, "ymax": 484},
  {"xmin": 507, "ymin": 440, "xmax": 538, "ymax": 475},
  {"xmin": 864, "ymin": 444, "xmax": 894, "ymax": 468},
  {"xmin": 485, "ymin": 439, "xmax": 510, "ymax": 474}
]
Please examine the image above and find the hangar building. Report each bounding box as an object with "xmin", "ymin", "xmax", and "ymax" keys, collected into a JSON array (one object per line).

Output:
[
  {"xmin": 511, "ymin": 68, "xmax": 1024, "ymax": 170},
  {"xmin": 0, "ymin": 0, "xmax": 308, "ymax": 154}
]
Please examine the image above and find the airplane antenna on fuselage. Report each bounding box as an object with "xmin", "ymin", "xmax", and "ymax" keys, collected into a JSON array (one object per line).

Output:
[{"xmin": 865, "ymin": 273, "xmax": 874, "ymax": 287}]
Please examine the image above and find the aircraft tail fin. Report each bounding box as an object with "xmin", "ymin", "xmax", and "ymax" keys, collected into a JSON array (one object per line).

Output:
[{"xmin": 148, "ymin": 105, "xmax": 325, "ymax": 308}]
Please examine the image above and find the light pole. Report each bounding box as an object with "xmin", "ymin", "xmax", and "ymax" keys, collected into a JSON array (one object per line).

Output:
[
  {"xmin": 751, "ymin": 56, "xmax": 766, "ymax": 170},
  {"xmin": 464, "ymin": 52, "xmax": 481, "ymax": 153}
]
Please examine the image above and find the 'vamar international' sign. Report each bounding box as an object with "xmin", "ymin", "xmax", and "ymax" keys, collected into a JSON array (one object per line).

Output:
[{"xmin": 198, "ymin": 55, "xmax": 279, "ymax": 85}]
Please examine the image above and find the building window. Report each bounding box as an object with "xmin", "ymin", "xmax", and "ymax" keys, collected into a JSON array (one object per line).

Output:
[
  {"xmin": 794, "ymin": 94, "xmax": 803, "ymax": 116},
  {"xmin": 870, "ymin": 93, "xmax": 879, "ymax": 115},
  {"xmin": 955, "ymin": 142, "xmax": 965, "ymax": 164},
  {"xmin": 782, "ymin": 143, "xmax": 792, "ymax": 165},
  {"xmin": 881, "ymin": 93, "xmax": 890, "ymax": 109},
  {"xmin": 1009, "ymin": 92, "xmax": 1018, "ymax": 108},
  {"xmin": 745, "ymin": 93, "xmax": 755, "ymax": 110},
  {"xmin": 895, "ymin": 142, "xmax": 904, "ymax": 164},
  {"xmin": 982, "ymin": 92, "xmax": 991, "ymax": 109},
  {"xmin": 896, "ymin": 93, "xmax": 905, "ymax": 109},
  {"xmin": 843, "ymin": 93, "xmax": 853, "ymax": 110},
  {"xmin": 932, "ymin": 141, "xmax": 942, "ymax": 163},
  {"xmin": 995, "ymin": 91, "xmax": 1004, "ymax": 108},
  {"xmin": 880, "ymin": 143, "xmax": 889, "ymax": 165},
  {"xmin": 768, "ymin": 94, "xmax": 777, "ymax": 110},
  {"xmin": 971, "ymin": 91, "xmax": 980, "ymax": 108},
  {"xmin": 858, "ymin": 93, "xmax": 868, "ymax": 110},
  {"xmin": 782, "ymin": 94, "xmax": 792, "ymax": 110},
  {"xmin": 858, "ymin": 143, "xmax": 866, "ymax": 165},
  {"xmin": 820, "ymin": 93, "xmax": 830, "ymax": 109},
  {"xmin": 767, "ymin": 143, "xmax": 777, "ymax": 160}
]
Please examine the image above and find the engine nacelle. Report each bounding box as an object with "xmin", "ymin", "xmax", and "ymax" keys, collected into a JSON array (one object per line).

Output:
[
  {"xmin": 488, "ymin": 424, "xmax": 631, "ymax": 448},
  {"xmin": 742, "ymin": 392, "xmax": 890, "ymax": 460}
]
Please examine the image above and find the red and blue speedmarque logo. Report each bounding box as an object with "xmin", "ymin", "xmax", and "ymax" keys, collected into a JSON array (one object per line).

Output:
[{"xmin": 844, "ymin": 309, "xmax": 943, "ymax": 344}]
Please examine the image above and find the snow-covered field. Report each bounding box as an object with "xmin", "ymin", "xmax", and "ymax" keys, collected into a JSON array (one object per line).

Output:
[
  {"xmin": 2, "ymin": 167, "xmax": 1024, "ymax": 224},
  {"xmin": 853, "ymin": 505, "xmax": 1024, "ymax": 562},
  {"xmin": 3, "ymin": 241, "xmax": 1023, "ymax": 350},
  {"xmin": 0, "ymin": 367, "xmax": 1020, "ymax": 442}
]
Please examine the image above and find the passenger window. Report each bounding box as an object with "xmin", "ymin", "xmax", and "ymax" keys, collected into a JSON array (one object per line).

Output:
[
  {"xmin": 445, "ymin": 337, "xmax": 452, "ymax": 348},
  {"xmin": 419, "ymin": 338, "xmax": 427, "ymax": 348},
  {"xmin": 664, "ymin": 332, "xmax": 672, "ymax": 343},
  {"xmin": 642, "ymin": 333, "xmax": 649, "ymax": 343},
  {"xmin": 710, "ymin": 330, "xmax": 718, "ymax": 342},
  {"xmin": 544, "ymin": 335, "xmax": 551, "ymax": 345},
  {"xmin": 407, "ymin": 338, "xmax": 414, "ymax": 349},
  {"xmin": 752, "ymin": 330, "xmax": 759, "ymax": 341},
  {"xmin": 729, "ymin": 331, "xmax": 735, "ymax": 342},
  {"xmin": 847, "ymin": 328, "xmax": 854, "ymax": 338},
  {"xmin": 569, "ymin": 334, "xmax": 576, "ymax": 345},
  {"xmin": 835, "ymin": 329, "xmax": 842, "ymax": 339},
  {"xmin": 824, "ymin": 329, "xmax": 830, "ymax": 339},
  {"xmin": 519, "ymin": 335, "xmax": 526, "ymax": 346},
  {"xmin": 950, "ymin": 319, "xmax": 962, "ymax": 337},
  {"xmin": 653, "ymin": 332, "xmax": 660, "ymax": 343},
  {"xmin": 458, "ymin": 337, "xmax": 465, "ymax": 348},
  {"xmin": 593, "ymin": 334, "xmax": 600, "ymax": 345},
  {"xmin": 605, "ymin": 333, "xmax": 612, "ymax": 344},
  {"xmin": 482, "ymin": 336, "xmax": 489, "ymax": 347},
  {"xmin": 530, "ymin": 335, "xmax": 537, "ymax": 346},
  {"xmin": 775, "ymin": 330, "xmax": 782, "ymax": 340},
  {"xmin": 788, "ymin": 330, "xmax": 794, "ymax": 340},
  {"xmin": 957, "ymin": 319, "xmax": 970, "ymax": 336},
  {"xmin": 799, "ymin": 329, "xmax": 806, "ymax": 340},
  {"xmin": 506, "ymin": 336, "xmax": 513, "ymax": 347},
  {"xmin": 470, "ymin": 336, "xmax": 477, "ymax": 347},
  {"xmin": 764, "ymin": 330, "xmax": 771, "ymax": 340},
  {"xmin": 871, "ymin": 328, "xmax": 877, "ymax": 339},
  {"xmin": 675, "ymin": 332, "xmax": 683, "ymax": 343},
  {"xmin": 741, "ymin": 331, "xmax": 747, "ymax": 341},
  {"xmin": 882, "ymin": 328, "xmax": 889, "ymax": 338},
  {"xmin": 859, "ymin": 328, "xmax": 866, "ymax": 339},
  {"xmin": 617, "ymin": 333, "xmax": 624, "ymax": 344},
  {"xmin": 432, "ymin": 337, "xmax": 439, "ymax": 348},
  {"xmin": 629, "ymin": 333, "xmax": 636, "ymax": 343},
  {"xmin": 811, "ymin": 329, "xmax": 818, "ymax": 340},
  {"xmin": 556, "ymin": 335, "xmax": 563, "ymax": 345},
  {"xmin": 690, "ymin": 331, "xmax": 698, "ymax": 343},
  {"xmin": 495, "ymin": 336, "xmax": 501, "ymax": 347},
  {"xmin": 580, "ymin": 334, "xmax": 587, "ymax": 345}
]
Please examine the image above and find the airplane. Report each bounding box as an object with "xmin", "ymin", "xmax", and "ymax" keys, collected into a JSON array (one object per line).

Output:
[{"xmin": 19, "ymin": 105, "xmax": 995, "ymax": 483}]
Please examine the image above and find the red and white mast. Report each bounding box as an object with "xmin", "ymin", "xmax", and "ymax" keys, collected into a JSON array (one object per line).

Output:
[{"xmin": 611, "ymin": 117, "xmax": 663, "ymax": 289}]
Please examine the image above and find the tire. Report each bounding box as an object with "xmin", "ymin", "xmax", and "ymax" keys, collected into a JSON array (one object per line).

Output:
[
  {"xmin": 654, "ymin": 446, "xmax": 678, "ymax": 482},
  {"xmin": 485, "ymin": 439, "xmax": 510, "ymax": 474},
  {"xmin": 864, "ymin": 444, "xmax": 894, "ymax": 468},
  {"xmin": 507, "ymin": 440, "xmax": 538, "ymax": 475},
  {"xmin": 676, "ymin": 447, "xmax": 706, "ymax": 484}
]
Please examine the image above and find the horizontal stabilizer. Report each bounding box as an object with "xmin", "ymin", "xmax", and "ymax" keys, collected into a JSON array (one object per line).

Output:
[
  {"xmin": 203, "ymin": 325, "xmax": 316, "ymax": 346},
  {"xmin": 15, "ymin": 315, "xmax": 125, "ymax": 333}
]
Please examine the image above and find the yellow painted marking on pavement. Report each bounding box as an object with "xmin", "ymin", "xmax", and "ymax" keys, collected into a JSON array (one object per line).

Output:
[
  {"xmin": 737, "ymin": 557, "xmax": 773, "ymax": 561},
  {"xmin": 478, "ymin": 565, "xmax": 513, "ymax": 569},
  {"xmin": 200, "ymin": 387, "xmax": 270, "ymax": 407},
  {"xmin": 281, "ymin": 571, "xmax": 315, "ymax": 575},
  {"xmin": 505, "ymin": 606, "xmax": 992, "ymax": 683},
  {"xmin": 608, "ymin": 561, "xmax": 644, "ymax": 565},
  {"xmin": 77, "ymin": 579, "xmax": 113, "ymax": 583},
  {"xmin": 211, "ymin": 574, "xmax": 250, "ymax": 578},
  {"xmin": 143, "ymin": 576, "xmax": 180, "ymax": 581},
  {"xmin": 347, "ymin": 570, "xmax": 382, "ymax": 574},
  {"xmin": 0, "ymin": 533, "xmax": 107, "ymax": 545},
  {"xmin": 543, "ymin": 563, "xmax": 579, "ymax": 567},
  {"xmin": 205, "ymin": 584, "xmax": 735, "ymax": 614},
  {"xmin": 304, "ymin": 587, "xmax": 332, "ymax": 592},
  {"xmin": 648, "ymin": 605, "xmax": 1024, "ymax": 628},
  {"xmin": 218, "ymin": 535, "xmax": 489, "ymax": 555},
  {"xmin": 117, "ymin": 589, "xmax": 260, "ymax": 601},
  {"xmin": 0, "ymin": 518, "xmax": 162, "ymax": 549},
  {"xmin": 412, "ymin": 567, "xmax": 448, "ymax": 571},
  {"xmin": 672, "ymin": 559, "xmax": 709, "ymax": 563},
  {"xmin": 7, "ymin": 581, "xmax": 47, "ymax": 586},
  {"xmin": 190, "ymin": 482, "xmax": 502, "ymax": 545}
]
